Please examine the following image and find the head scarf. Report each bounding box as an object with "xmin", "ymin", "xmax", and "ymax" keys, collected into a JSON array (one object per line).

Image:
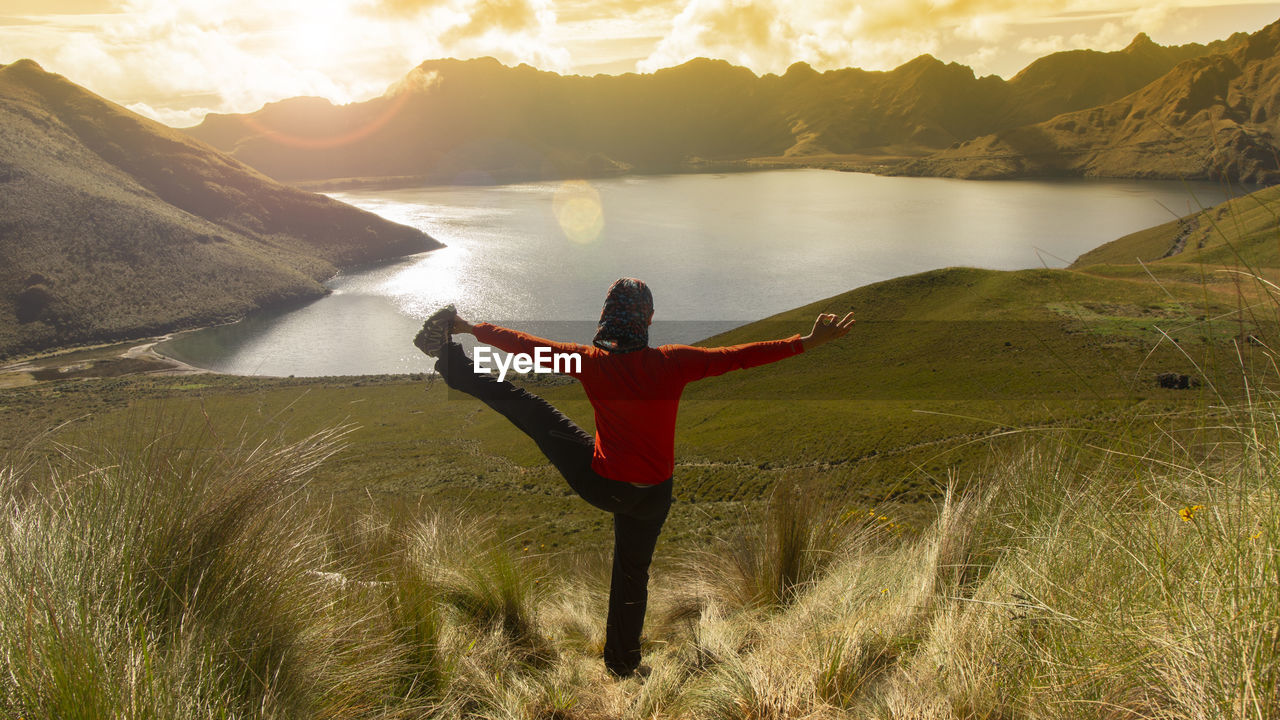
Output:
[{"xmin": 593, "ymin": 277, "xmax": 653, "ymax": 353}]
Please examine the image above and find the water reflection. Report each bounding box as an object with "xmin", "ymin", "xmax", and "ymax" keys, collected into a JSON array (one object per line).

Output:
[{"xmin": 160, "ymin": 170, "xmax": 1237, "ymax": 376}]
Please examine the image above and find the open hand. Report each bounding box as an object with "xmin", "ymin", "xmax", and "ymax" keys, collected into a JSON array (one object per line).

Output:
[{"xmin": 801, "ymin": 312, "xmax": 855, "ymax": 351}]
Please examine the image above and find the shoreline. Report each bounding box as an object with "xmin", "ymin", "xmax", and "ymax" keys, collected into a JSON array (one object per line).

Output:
[
  {"xmin": 289, "ymin": 154, "xmax": 1272, "ymax": 193},
  {"xmin": 292, "ymin": 154, "xmax": 917, "ymax": 192},
  {"xmin": 0, "ymin": 335, "xmax": 211, "ymax": 389}
]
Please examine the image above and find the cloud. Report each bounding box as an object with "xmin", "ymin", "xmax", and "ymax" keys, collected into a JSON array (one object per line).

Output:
[
  {"xmin": 439, "ymin": 0, "xmax": 569, "ymax": 68},
  {"xmin": 954, "ymin": 13, "xmax": 1011, "ymax": 42},
  {"xmin": 4, "ymin": 0, "xmax": 120, "ymax": 13},
  {"xmin": 1, "ymin": 0, "xmax": 571, "ymax": 124},
  {"xmin": 445, "ymin": 0, "xmax": 541, "ymax": 39},
  {"xmin": 634, "ymin": 0, "xmax": 1248, "ymax": 76},
  {"xmin": 554, "ymin": 0, "xmax": 683, "ymax": 24},
  {"xmin": 1016, "ymin": 15, "xmax": 1149, "ymax": 58},
  {"xmin": 637, "ymin": 0, "xmax": 787, "ymax": 70},
  {"xmin": 1016, "ymin": 34, "xmax": 1070, "ymax": 56},
  {"xmin": 125, "ymin": 101, "xmax": 218, "ymax": 127},
  {"xmin": 637, "ymin": 0, "xmax": 1067, "ymax": 74},
  {"xmin": 363, "ymin": 0, "xmax": 450, "ymax": 16}
]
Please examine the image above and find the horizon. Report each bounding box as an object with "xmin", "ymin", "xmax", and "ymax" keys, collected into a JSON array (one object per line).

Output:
[{"xmin": 1, "ymin": 1, "xmax": 1278, "ymax": 128}]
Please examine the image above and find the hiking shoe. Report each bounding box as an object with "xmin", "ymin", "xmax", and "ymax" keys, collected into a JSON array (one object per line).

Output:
[
  {"xmin": 413, "ymin": 303, "xmax": 456, "ymax": 358},
  {"xmin": 607, "ymin": 663, "xmax": 651, "ymax": 681}
]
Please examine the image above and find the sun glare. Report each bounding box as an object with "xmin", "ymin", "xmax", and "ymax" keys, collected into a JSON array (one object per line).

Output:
[
  {"xmin": 553, "ymin": 180, "xmax": 605, "ymax": 245},
  {"xmin": 280, "ymin": 17, "xmax": 339, "ymax": 65}
]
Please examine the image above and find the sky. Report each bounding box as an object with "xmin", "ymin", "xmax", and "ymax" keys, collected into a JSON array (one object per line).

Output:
[{"xmin": 1, "ymin": 0, "xmax": 1278, "ymax": 127}]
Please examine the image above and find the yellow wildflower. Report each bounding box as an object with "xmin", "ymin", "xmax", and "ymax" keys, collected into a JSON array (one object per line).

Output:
[{"xmin": 1179, "ymin": 505, "xmax": 1203, "ymax": 522}]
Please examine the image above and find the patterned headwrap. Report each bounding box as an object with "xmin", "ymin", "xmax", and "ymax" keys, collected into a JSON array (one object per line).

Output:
[{"xmin": 593, "ymin": 277, "xmax": 653, "ymax": 353}]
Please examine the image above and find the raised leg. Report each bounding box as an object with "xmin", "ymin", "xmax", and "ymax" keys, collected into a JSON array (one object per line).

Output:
[{"xmin": 436, "ymin": 342, "xmax": 629, "ymax": 512}]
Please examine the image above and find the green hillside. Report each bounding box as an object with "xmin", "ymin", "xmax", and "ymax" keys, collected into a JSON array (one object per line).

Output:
[
  {"xmin": 3, "ymin": 256, "xmax": 1263, "ymax": 550},
  {"xmin": 2, "ymin": 187, "xmax": 1274, "ymax": 717},
  {"xmin": 0, "ymin": 60, "xmax": 442, "ymax": 358},
  {"xmin": 1074, "ymin": 182, "xmax": 1280, "ymax": 268}
]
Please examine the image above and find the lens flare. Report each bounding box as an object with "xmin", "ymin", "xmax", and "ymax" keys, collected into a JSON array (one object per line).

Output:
[{"xmin": 553, "ymin": 180, "xmax": 604, "ymax": 245}]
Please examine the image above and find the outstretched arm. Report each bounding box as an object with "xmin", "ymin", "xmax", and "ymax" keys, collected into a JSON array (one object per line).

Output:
[
  {"xmin": 800, "ymin": 312, "xmax": 856, "ymax": 352},
  {"xmin": 672, "ymin": 311, "xmax": 856, "ymax": 383},
  {"xmin": 449, "ymin": 314, "xmax": 590, "ymax": 360}
]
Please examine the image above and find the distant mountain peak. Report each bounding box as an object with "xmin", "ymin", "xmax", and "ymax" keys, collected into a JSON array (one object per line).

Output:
[
  {"xmin": 671, "ymin": 57, "xmax": 755, "ymax": 74},
  {"xmin": 1, "ymin": 58, "xmax": 44, "ymax": 73},
  {"xmin": 0, "ymin": 58, "xmax": 59, "ymax": 87},
  {"xmin": 412, "ymin": 56, "xmax": 506, "ymax": 74},
  {"xmin": 898, "ymin": 54, "xmax": 944, "ymax": 70},
  {"xmin": 1124, "ymin": 32, "xmax": 1158, "ymax": 53},
  {"xmin": 783, "ymin": 61, "xmax": 818, "ymax": 79},
  {"xmin": 261, "ymin": 95, "xmax": 336, "ymax": 111}
]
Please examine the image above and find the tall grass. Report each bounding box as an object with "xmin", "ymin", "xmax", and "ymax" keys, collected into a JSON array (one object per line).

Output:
[
  {"xmin": 663, "ymin": 480, "xmax": 862, "ymax": 619},
  {"xmin": 4, "ymin": 377, "xmax": 1276, "ymax": 718},
  {"xmin": 0, "ymin": 422, "xmax": 560, "ymax": 719},
  {"xmin": 4, "ymin": 286, "xmax": 1278, "ymax": 718}
]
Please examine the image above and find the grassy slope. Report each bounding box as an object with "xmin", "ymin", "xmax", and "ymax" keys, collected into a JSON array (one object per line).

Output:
[
  {"xmin": 3, "ymin": 250, "xmax": 1275, "ymax": 718},
  {"xmin": 0, "ymin": 60, "xmax": 441, "ymax": 358},
  {"xmin": 2, "ymin": 183, "xmax": 1276, "ymax": 717},
  {"xmin": 3, "ymin": 403, "xmax": 1274, "ymax": 718},
  {"xmin": 1075, "ymin": 182, "xmax": 1280, "ymax": 268},
  {"xmin": 2, "ymin": 256, "xmax": 1259, "ymax": 555}
]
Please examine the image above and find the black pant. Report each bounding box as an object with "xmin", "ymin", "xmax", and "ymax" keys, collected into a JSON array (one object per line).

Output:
[{"xmin": 435, "ymin": 342, "xmax": 672, "ymax": 676}]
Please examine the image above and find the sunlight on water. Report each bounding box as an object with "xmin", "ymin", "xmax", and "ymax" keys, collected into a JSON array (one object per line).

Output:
[
  {"xmin": 161, "ymin": 170, "xmax": 1238, "ymax": 376},
  {"xmin": 380, "ymin": 244, "xmax": 469, "ymax": 317}
]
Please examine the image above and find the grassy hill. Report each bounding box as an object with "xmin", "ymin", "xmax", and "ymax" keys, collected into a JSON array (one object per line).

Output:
[
  {"xmin": 1074, "ymin": 182, "xmax": 1280, "ymax": 269},
  {"xmin": 0, "ymin": 60, "xmax": 442, "ymax": 358},
  {"xmin": 0, "ymin": 255, "xmax": 1274, "ymax": 718},
  {"xmin": 183, "ymin": 34, "xmax": 1220, "ymax": 184},
  {"xmin": 3, "ymin": 256, "xmax": 1265, "ymax": 549},
  {"xmin": 1, "ymin": 178, "xmax": 1276, "ymax": 716},
  {"xmin": 902, "ymin": 19, "xmax": 1280, "ymax": 183}
]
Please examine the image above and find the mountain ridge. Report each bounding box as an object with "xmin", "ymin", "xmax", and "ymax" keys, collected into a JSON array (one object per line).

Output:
[
  {"xmin": 0, "ymin": 60, "xmax": 442, "ymax": 357},
  {"xmin": 898, "ymin": 22, "xmax": 1280, "ymax": 182},
  {"xmin": 184, "ymin": 31, "xmax": 1232, "ymax": 185}
]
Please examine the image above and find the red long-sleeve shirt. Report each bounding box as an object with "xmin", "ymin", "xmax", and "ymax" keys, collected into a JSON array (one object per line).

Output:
[{"xmin": 472, "ymin": 323, "xmax": 805, "ymax": 485}]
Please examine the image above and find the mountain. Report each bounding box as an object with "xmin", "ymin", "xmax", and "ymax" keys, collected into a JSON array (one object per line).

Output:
[
  {"xmin": 770, "ymin": 33, "xmax": 1222, "ymax": 159},
  {"xmin": 901, "ymin": 21, "xmax": 1280, "ymax": 182},
  {"xmin": 0, "ymin": 60, "xmax": 441, "ymax": 358},
  {"xmin": 184, "ymin": 36, "xmax": 1221, "ymax": 184}
]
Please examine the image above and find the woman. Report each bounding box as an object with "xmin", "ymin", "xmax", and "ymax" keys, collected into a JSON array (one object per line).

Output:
[{"xmin": 413, "ymin": 278, "xmax": 854, "ymax": 678}]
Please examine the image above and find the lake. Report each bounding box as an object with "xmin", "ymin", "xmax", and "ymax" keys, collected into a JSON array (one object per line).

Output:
[{"xmin": 159, "ymin": 170, "xmax": 1234, "ymax": 376}]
